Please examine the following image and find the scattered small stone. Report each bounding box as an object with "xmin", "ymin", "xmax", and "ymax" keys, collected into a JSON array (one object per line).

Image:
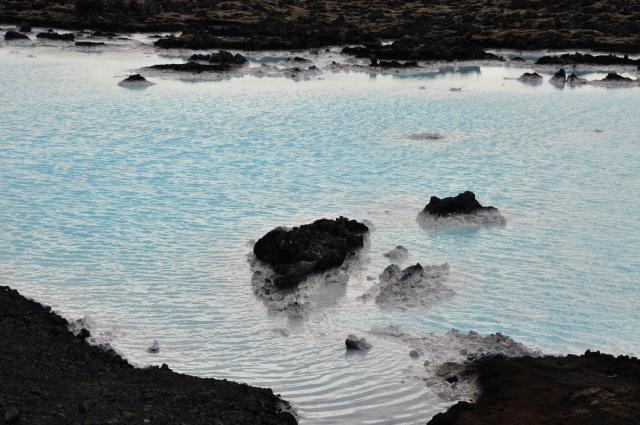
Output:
[
  {"xmin": 445, "ymin": 374, "xmax": 459, "ymax": 384},
  {"xmin": 383, "ymin": 245, "xmax": 409, "ymax": 262},
  {"xmin": 147, "ymin": 340, "xmax": 160, "ymax": 354},
  {"xmin": 409, "ymin": 349, "xmax": 422, "ymax": 358},
  {"xmin": 407, "ymin": 132, "xmax": 445, "ymax": 141},
  {"xmin": 518, "ymin": 72, "xmax": 543, "ymax": 85},
  {"xmin": 345, "ymin": 334, "xmax": 372, "ymax": 350},
  {"xmin": 449, "ymin": 87, "xmax": 462, "ymax": 92}
]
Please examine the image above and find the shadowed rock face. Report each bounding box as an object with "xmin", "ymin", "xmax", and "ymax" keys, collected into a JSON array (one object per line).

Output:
[
  {"xmin": 0, "ymin": 286, "xmax": 296, "ymax": 425},
  {"xmin": 536, "ymin": 52, "xmax": 640, "ymax": 66},
  {"xmin": 253, "ymin": 217, "xmax": 369, "ymax": 289},
  {"xmin": 190, "ymin": 50, "xmax": 248, "ymax": 65},
  {"xmin": 428, "ymin": 351, "xmax": 640, "ymax": 425},
  {"xmin": 36, "ymin": 30, "xmax": 74, "ymax": 41},
  {"xmin": 423, "ymin": 192, "xmax": 498, "ymax": 217},
  {"xmin": 4, "ymin": 30, "xmax": 29, "ymax": 40},
  {"xmin": 148, "ymin": 61, "xmax": 233, "ymax": 73}
]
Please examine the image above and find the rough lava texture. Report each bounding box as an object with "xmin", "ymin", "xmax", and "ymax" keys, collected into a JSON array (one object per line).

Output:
[
  {"xmin": 423, "ymin": 191, "xmax": 499, "ymax": 217},
  {"xmin": 4, "ymin": 0, "xmax": 640, "ymax": 56},
  {"xmin": 345, "ymin": 334, "xmax": 372, "ymax": 351},
  {"xmin": 536, "ymin": 52, "xmax": 640, "ymax": 66},
  {"xmin": 428, "ymin": 351, "xmax": 640, "ymax": 425},
  {"xmin": 0, "ymin": 285, "xmax": 297, "ymax": 425},
  {"xmin": 36, "ymin": 30, "xmax": 74, "ymax": 41},
  {"xmin": 253, "ymin": 217, "xmax": 369, "ymax": 290}
]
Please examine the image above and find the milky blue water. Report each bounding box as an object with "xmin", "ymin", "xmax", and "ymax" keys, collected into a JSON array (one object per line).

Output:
[{"xmin": 1, "ymin": 35, "xmax": 639, "ymax": 424}]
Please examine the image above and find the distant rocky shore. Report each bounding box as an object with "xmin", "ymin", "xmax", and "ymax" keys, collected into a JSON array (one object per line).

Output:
[
  {"xmin": 0, "ymin": 286, "xmax": 296, "ymax": 425},
  {"xmin": 2, "ymin": 0, "xmax": 640, "ymax": 60}
]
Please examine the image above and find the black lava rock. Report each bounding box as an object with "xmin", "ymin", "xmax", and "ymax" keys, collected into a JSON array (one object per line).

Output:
[
  {"xmin": 37, "ymin": 30, "xmax": 75, "ymax": 41},
  {"xmin": 253, "ymin": 217, "xmax": 369, "ymax": 289},
  {"xmin": 423, "ymin": 191, "xmax": 498, "ymax": 217},
  {"xmin": 4, "ymin": 30, "xmax": 29, "ymax": 40}
]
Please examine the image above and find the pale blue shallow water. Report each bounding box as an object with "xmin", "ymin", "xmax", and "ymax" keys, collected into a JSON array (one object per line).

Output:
[{"xmin": 1, "ymin": 36, "xmax": 640, "ymax": 424}]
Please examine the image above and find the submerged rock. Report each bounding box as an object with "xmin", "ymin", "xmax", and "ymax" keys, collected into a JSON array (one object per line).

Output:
[
  {"xmin": 383, "ymin": 245, "xmax": 409, "ymax": 262},
  {"xmin": 4, "ymin": 30, "xmax": 29, "ymax": 40},
  {"xmin": 345, "ymin": 334, "xmax": 372, "ymax": 350},
  {"xmin": 36, "ymin": 30, "xmax": 75, "ymax": 41},
  {"xmin": 118, "ymin": 74, "xmax": 154, "ymax": 88},
  {"xmin": 253, "ymin": 217, "xmax": 369, "ymax": 289},
  {"xmin": 147, "ymin": 340, "xmax": 160, "ymax": 354},
  {"xmin": 518, "ymin": 72, "xmax": 543, "ymax": 85},
  {"xmin": 374, "ymin": 262, "xmax": 452, "ymax": 309},
  {"xmin": 407, "ymin": 132, "xmax": 445, "ymax": 141},
  {"xmin": 550, "ymin": 68, "xmax": 566, "ymax": 84},
  {"xmin": 567, "ymin": 72, "xmax": 587, "ymax": 85}
]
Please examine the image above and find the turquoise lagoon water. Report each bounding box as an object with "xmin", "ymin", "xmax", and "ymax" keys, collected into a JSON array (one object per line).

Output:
[{"xmin": 1, "ymin": 37, "xmax": 639, "ymax": 424}]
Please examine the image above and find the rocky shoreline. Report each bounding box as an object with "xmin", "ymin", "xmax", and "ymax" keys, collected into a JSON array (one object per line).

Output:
[
  {"xmin": 2, "ymin": 0, "xmax": 640, "ymax": 58},
  {"xmin": 0, "ymin": 285, "xmax": 297, "ymax": 425},
  {"xmin": 428, "ymin": 351, "xmax": 640, "ymax": 425}
]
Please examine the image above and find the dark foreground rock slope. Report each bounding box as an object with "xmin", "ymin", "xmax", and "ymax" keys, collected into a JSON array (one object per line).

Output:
[
  {"xmin": 253, "ymin": 217, "xmax": 369, "ymax": 290},
  {"xmin": 0, "ymin": 285, "xmax": 296, "ymax": 425},
  {"xmin": 428, "ymin": 351, "xmax": 640, "ymax": 425}
]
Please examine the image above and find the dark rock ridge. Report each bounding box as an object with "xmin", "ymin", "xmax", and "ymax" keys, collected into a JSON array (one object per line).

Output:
[
  {"xmin": 190, "ymin": 49, "xmax": 247, "ymax": 65},
  {"xmin": 518, "ymin": 72, "xmax": 543, "ymax": 84},
  {"xmin": 75, "ymin": 41, "xmax": 105, "ymax": 47},
  {"xmin": 423, "ymin": 191, "xmax": 498, "ymax": 217},
  {"xmin": 4, "ymin": 30, "xmax": 29, "ymax": 40},
  {"xmin": 342, "ymin": 37, "xmax": 499, "ymax": 62},
  {"xmin": 603, "ymin": 72, "xmax": 634, "ymax": 82},
  {"xmin": 0, "ymin": 285, "xmax": 296, "ymax": 425},
  {"xmin": 149, "ymin": 61, "xmax": 234, "ymax": 73},
  {"xmin": 428, "ymin": 351, "xmax": 640, "ymax": 425},
  {"xmin": 121, "ymin": 73, "xmax": 148, "ymax": 83},
  {"xmin": 3, "ymin": 0, "xmax": 640, "ymax": 56},
  {"xmin": 36, "ymin": 30, "xmax": 74, "ymax": 41},
  {"xmin": 536, "ymin": 52, "xmax": 640, "ymax": 66},
  {"xmin": 253, "ymin": 217, "xmax": 369, "ymax": 290}
]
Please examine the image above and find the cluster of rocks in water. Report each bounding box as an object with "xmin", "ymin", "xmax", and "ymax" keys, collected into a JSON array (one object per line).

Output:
[
  {"xmin": 147, "ymin": 50, "xmax": 249, "ymax": 74},
  {"xmin": 519, "ymin": 68, "xmax": 639, "ymax": 87},
  {"xmin": 0, "ymin": 285, "xmax": 297, "ymax": 425}
]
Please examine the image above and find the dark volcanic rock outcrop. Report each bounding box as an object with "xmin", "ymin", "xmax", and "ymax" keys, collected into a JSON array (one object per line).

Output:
[
  {"xmin": 428, "ymin": 351, "xmax": 640, "ymax": 425},
  {"xmin": 253, "ymin": 217, "xmax": 369, "ymax": 289},
  {"xmin": 190, "ymin": 50, "xmax": 247, "ymax": 65},
  {"xmin": 75, "ymin": 41, "xmax": 105, "ymax": 47},
  {"xmin": 602, "ymin": 72, "xmax": 634, "ymax": 82},
  {"xmin": 118, "ymin": 74, "xmax": 154, "ymax": 88},
  {"xmin": 423, "ymin": 191, "xmax": 498, "ymax": 217},
  {"xmin": 149, "ymin": 61, "xmax": 234, "ymax": 73},
  {"xmin": 4, "ymin": 30, "xmax": 29, "ymax": 40},
  {"xmin": 518, "ymin": 72, "xmax": 543, "ymax": 84},
  {"xmin": 0, "ymin": 285, "xmax": 296, "ymax": 425},
  {"xmin": 342, "ymin": 37, "xmax": 498, "ymax": 62},
  {"xmin": 536, "ymin": 52, "xmax": 640, "ymax": 66},
  {"xmin": 36, "ymin": 30, "xmax": 75, "ymax": 41}
]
